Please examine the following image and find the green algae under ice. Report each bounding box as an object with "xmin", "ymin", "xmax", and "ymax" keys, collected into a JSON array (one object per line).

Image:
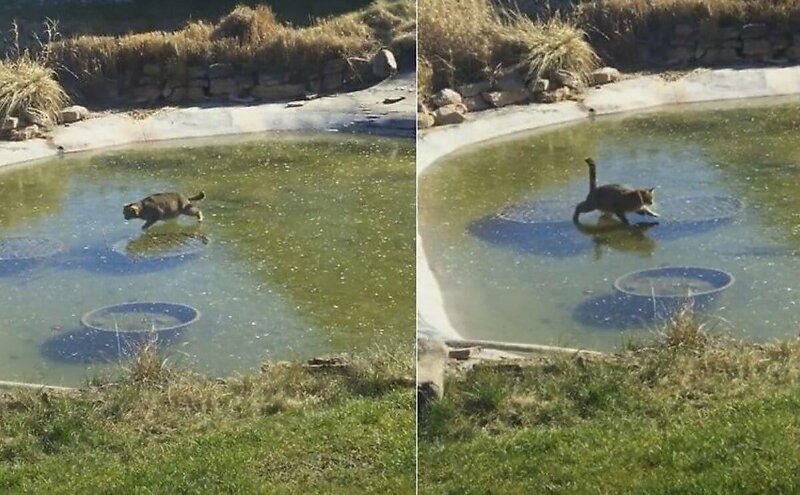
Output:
[
  {"xmin": 419, "ymin": 99, "xmax": 800, "ymax": 350},
  {"xmin": 0, "ymin": 133, "xmax": 414, "ymax": 385}
]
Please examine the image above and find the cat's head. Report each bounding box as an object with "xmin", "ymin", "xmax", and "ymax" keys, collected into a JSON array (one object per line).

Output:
[
  {"xmin": 123, "ymin": 202, "xmax": 141, "ymax": 219},
  {"xmin": 640, "ymin": 188, "xmax": 655, "ymax": 205}
]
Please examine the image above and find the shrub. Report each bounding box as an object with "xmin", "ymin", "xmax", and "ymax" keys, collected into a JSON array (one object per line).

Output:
[
  {"xmin": 504, "ymin": 14, "xmax": 598, "ymax": 83},
  {"xmin": 418, "ymin": 0, "xmax": 597, "ymax": 97},
  {"xmin": 0, "ymin": 56, "xmax": 69, "ymax": 127},
  {"xmin": 211, "ymin": 5, "xmax": 280, "ymax": 46}
]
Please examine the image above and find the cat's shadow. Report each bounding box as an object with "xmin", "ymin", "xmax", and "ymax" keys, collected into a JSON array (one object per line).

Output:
[
  {"xmin": 575, "ymin": 216, "xmax": 658, "ymax": 260},
  {"xmin": 468, "ymin": 212, "xmax": 729, "ymax": 259},
  {"xmin": 54, "ymin": 224, "xmax": 209, "ymax": 276},
  {"xmin": 468, "ymin": 214, "xmax": 660, "ymax": 259}
]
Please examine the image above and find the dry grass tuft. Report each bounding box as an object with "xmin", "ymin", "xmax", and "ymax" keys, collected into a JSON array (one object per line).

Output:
[
  {"xmin": 504, "ymin": 13, "xmax": 598, "ymax": 83},
  {"xmin": 127, "ymin": 341, "xmax": 172, "ymax": 384},
  {"xmin": 48, "ymin": 16, "xmax": 374, "ymax": 83},
  {"xmin": 43, "ymin": 1, "xmax": 416, "ymax": 92},
  {"xmin": 418, "ymin": 0, "xmax": 597, "ymax": 96},
  {"xmin": 419, "ymin": 0, "xmax": 497, "ymax": 90},
  {"xmin": 211, "ymin": 5, "xmax": 279, "ymax": 46},
  {"xmin": 0, "ymin": 56, "xmax": 69, "ymax": 126},
  {"xmin": 660, "ymin": 304, "xmax": 710, "ymax": 350},
  {"xmin": 418, "ymin": 56, "xmax": 434, "ymax": 100}
]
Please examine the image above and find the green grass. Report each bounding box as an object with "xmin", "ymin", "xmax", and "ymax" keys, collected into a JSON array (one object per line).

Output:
[
  {"xmin": 0, "ymin": 346, "xmax": 415, "ymax": 494},
  {"xmin": 419, "ymin": 315, "xmax": 800, "ymax": 493}
]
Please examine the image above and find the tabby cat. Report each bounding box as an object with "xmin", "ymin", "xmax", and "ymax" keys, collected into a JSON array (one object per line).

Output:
[
  {"xmin": 123, "ymin": 191, "xmax": 205, "ymax": 230},
  {"xmin": 572, "ymin": 158, "xmax": 658, "ymax": 225}
]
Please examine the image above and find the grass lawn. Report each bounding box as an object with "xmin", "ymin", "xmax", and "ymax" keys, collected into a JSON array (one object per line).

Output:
[
  {"xmin": 419, "ymin": 312, "xmax": 800, "ymax": 494},
  {"xmin": 0, "ymin": 347, "xmax": 415, "ymax": 494}
]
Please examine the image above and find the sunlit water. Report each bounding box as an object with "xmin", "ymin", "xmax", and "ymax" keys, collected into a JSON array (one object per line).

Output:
[
  {"xmin": 0, "ymin": 133, "xmax": 414, "ymax": 385},
  {"xmin": 420, "ymin": 99, "xmax": 800, "ymax": 350}
]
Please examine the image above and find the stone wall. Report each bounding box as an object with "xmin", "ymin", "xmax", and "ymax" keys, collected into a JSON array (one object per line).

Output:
[
  {"xmin": 418, "ymin": 64, "xmax": 620, "ymax": 128},
  {"xmin": 597, "ymin": 21, "xmax": 800, "ymax": 69},
  {"xmin": 67, "ymin": 49, "xmax": 397, "ymax": 107}
]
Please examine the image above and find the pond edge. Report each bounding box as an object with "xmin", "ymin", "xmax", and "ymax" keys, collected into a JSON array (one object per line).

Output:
[
  {"xmin": 417, "ymin": 65, "xmax": 800, "ymax": 342},
  {"xmin": 0, "ymin": 72, "xmax": 415, "ymax": 170}
]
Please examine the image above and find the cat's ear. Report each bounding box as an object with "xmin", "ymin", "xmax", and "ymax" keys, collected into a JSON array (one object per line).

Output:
[{"xmin": 648, "ymin": 188, "xmax": 655, "ymax": 193}]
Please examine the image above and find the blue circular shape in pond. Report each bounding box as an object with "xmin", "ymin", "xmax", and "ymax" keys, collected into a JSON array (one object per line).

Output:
[
  {"xmin": 82, "ymin": 301, "xmax": 200, "ymax": 334},
  {"xmin": 612, "ymin": 266, "xmax": 734, "ymax": 320},
  {"xmin": 0, "ymin": 236, "xmax": 64, "ymax": 276}
]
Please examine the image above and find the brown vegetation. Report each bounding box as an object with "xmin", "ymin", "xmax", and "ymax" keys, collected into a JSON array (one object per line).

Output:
[{"xmin": 418, "ymin": 0, "xmax": 596, "ymax": 97}]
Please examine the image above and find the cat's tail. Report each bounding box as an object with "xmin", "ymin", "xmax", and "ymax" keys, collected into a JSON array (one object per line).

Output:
[
  {"xmin": 189, "ymin": 191, "xmax": 206, "ymax": 202},
  {"xmin": 585, "ymin": 158, "xmax": 596, "ymax": 192}
]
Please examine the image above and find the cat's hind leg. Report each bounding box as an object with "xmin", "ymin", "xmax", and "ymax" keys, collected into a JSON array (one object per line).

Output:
[{"xmin": 573, "ymin": 201, "xmax": 595, "ymax": 224}]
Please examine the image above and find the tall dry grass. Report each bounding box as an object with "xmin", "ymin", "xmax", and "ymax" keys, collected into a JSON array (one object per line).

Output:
[
  {"xmin": 579, "ymin": 0, "xmax": 800, "ymax": 29},
  {"xmin": 418, "ymin": 0, "xmax": 596, "ymax": 97},
  {"xmin": 211, "ymin": 5, "xmax": 279, "ymax": 46},
  {"xmin": 503, "ymin": 13, "xmax": 599, "ymax": 82},
  {"xmin": 45, "ymin": 1, "xmax": 414, "ymax": 88},
  {"xmin": 0, "ymin": 56, "xmax": 69, "ymax": 127}
]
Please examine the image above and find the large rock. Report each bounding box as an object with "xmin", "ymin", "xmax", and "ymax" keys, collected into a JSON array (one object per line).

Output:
[
  {"xmin": 208, "ymin": 77, "xmax": 237, "ymax": 96},
  {"xmin": 494, "ymin": 66, "xmax": 526, "ymax": 92},
  {"xmin": 344, "ymin": 57, "xmax": 372, "ymax": 82},
  {"xmin": 534, "ymin": 87, "xmax": 571, "ymax": 103},
  {"xmin": 429, "ymin": 88, "xmax": 462, "ymax": 108},
  {"xmin": 251, "ymin": 83, "xmax": 306, "ymax": 100},
  {"xmin": 187, "ymin": 66, "xmax": 207, "ymax": 79},
  {"xmin": 742, "ymin": 38, "xmax": 772, "ymax": 57},
  {"xmin": 674, "ymin": 24, "xmax": 694, "ymax": 37},
  {"xmin": 719, "ymin": 26, "xmax": 740, "ymax": 40},
  {"xmin": 132, "ymin": 85, "xmax": 162, "ymax": 103},
  {"xmin": 457, "ymin": 80, "xmax": 491, "ymax": 98},
  {"xmin": 482, "ymin": 89, "xmax": 528, "ymax": 108},
  {"xmin": 236, "ymin": 74, "xmax": 256, "ymax": 90},
  {"xmin": 589, "ymin": 67, "xmax": 620, "ymax": 86},
  {"xmin": 551, "ymin": 70, "xmax": 581, "ymax": 89},
  {"xmin": 371, "ymin": 49, "xmax": 397, "ymax": 80},
  {"xmin": 701, "ymin": 47, "xmax": 741, "ymax": 65},
  {"xmin": 666, "ymin": 45, "xmax": 692, "ymax": 64},
  {"xmin": 186, "ymin": 86, "xmax": 208, "ymax": 100},
  {"xmin": 528, "ymin": 78, "xmax": 550, "ymax": 93},
  {"xmin": 770, "ymin": 35, "xmax": 792, "ymax": 51},
  {"xmin": 188, "ymin": 77, "xmax": 209, "ymax": 89},
  {"xmin": 207, "ymin": 63, "xmax": 234, "ymax": 79},
  {"xmin": 741, "ymin": 23, "xmax": 768, "ymax": 39},
  {"xmin": 323, "ymin": 58, "xmax": 347, "ymax": 75},
  {"xmin": 463, "ymin": 95, "xmax": 490, "ymax": 112},
  {"xmin": 433, "ymin": 103, "xmax": 467, "ymax": 125},
  {"xmin": 164, "ymin": 86, "xmax": 188, "ymax": 103},
  {"xmin": 258, "ymin": 72, "xmax": 289, "ymax": 86},
  {"xmin": 142, "ymin": 63, "xmax": 161, "ymax": 77},
  {"xmin": 418, "ymin": 111, "xmax": 435, "ymax": 129},
  {"xmin": 322, "ymin": 71, "xmax": 344, "ymax": 92},
  {"xmin": 1, "ymin": 117, "xmax": 19, "ymax": 130},
  {"xmin": 8, "ymin": 124, "xmax": 39, "ymax": 141},
  {"xmin": 722, "ymin": 39, "xmax": 742, "ymax": 49},
  {"xmin": 60, "ymin": 105, "xmax": 89, "ymax": 124}
]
